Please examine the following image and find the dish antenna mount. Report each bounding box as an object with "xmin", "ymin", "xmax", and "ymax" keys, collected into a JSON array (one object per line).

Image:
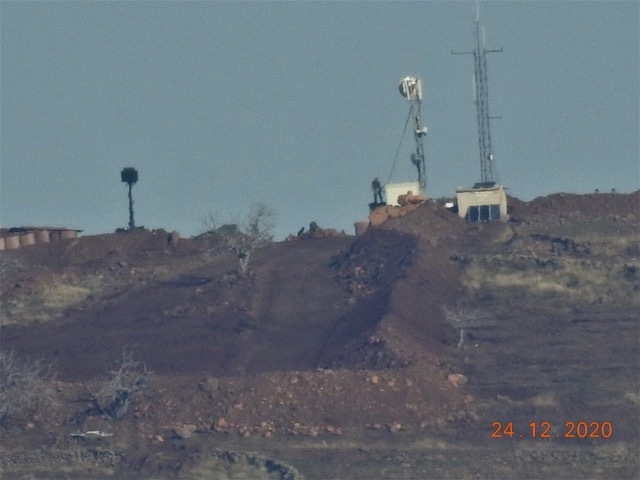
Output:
[{"xmin": 399, "ymin": 76, "xmax": 428, "ymax": 191}]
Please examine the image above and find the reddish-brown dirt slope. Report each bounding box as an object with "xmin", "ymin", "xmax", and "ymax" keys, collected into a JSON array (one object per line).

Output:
[{"xmin": 0, "ymin": 191, "xmax": 638, "ymax": 479}]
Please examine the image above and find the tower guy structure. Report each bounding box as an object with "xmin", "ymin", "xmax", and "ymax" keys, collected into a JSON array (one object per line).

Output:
[
  {"xmin": 382, "ymin": 76, "xmax": 429, "ymax": 208},
  {"xmin": 399, "ymin": 76, "xmax": 428, "ymax": 191},
  {"xmin": 452, "ymin": 4, "xmax": 508, "ymax": 222}
]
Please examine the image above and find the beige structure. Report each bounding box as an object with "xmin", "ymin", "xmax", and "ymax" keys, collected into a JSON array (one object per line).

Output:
[
  {"xmin": 456, "ymin": 184, "xmax": 508, "ymax": 222},
  {"xmin": 353, "ymin": 221, "xmax": 369, "ymax": 236},
  {"xmin": 384, "ymin": 182, "xmax": 421, "ymax": 207},
  {"xmin": 34, "ymin": 230, "xmax": 51, "ymax": 243},
  {"xmin": 19, "ymin": 232, "xmax": 36, "ymax": 247},
  {"xmin": 0, "ymin": 226, "xmax": 81, "ymax": 251},
  {"xmin": 4, "ymin": 236, "xmax": 20, "ymax": 250}
]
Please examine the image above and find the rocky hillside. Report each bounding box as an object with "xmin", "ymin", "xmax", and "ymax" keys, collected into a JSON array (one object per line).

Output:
[{"xmin": 0, "ymin": 191, "xmax": 638, "ymax": 479}]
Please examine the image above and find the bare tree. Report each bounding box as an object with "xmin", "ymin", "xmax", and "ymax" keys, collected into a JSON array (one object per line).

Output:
[
  {"xmin": 198, "ymin": 203, "xmax": 276, "ymax": 274},
  {"xmin": 91, "ymin": 351, "xmax": 152, "ymax": 420},
  {"xmin": 238, "ymin": 202, "xmax": 275, "ymax": 273},
  {"xmin": 0, "ymin": 350, "xmax": 58, "ymax": 428},
  {"xmin": 443, "ymin": 305, "xmax": 485, "ymax": 350},
  {"xmin": 200, "ymin": 209, "xmax": 223, "ymax": 234},
  {"xmin": 217, "ymin": 202, "xmax": 276, "ymax": 275}
]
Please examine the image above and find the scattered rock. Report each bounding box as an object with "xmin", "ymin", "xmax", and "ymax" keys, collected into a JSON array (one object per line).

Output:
[
  {"xmin": 397, "ymin": 193, "xmax": 427, "ymax": 206},
  {"xmin": 447, "ymin": 373, "xmax": 468, "ymax": 388},
  {"xmin": 198, "ymin": 376, "xmax": 220, "ymax": 396},
  {"xmin": 213, "ymin": 418, "xmax": 230, "ymax": 432},
  {"xmin": 173, "ymin": 424, "xmax": 196, "ymax": 439},
  {"xmin": 388, "ymin": 421, "xmax": 403, "ymax": 433},
  {"xmin": 496, "ymin": 394, "xmax": 513, "ymax": 403}
]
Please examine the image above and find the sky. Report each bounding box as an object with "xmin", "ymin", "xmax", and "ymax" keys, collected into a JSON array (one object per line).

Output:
[{"xmin": 1, "ymin": 1, "xmax": 638, "ymax": 240}]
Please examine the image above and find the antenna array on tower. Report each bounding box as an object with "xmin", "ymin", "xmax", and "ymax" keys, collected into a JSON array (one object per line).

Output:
[
  {"xmin": 452, "ymin": 5, "xmax": 502, "ymax": 185},
  {"xmin": 398, "ymin": 76, "xmax": 428, "ymax": 191}
]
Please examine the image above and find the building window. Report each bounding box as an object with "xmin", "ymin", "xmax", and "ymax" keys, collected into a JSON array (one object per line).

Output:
[{"xmin": 466, "ymin": 204, "xmax": 501, "ymax": 222}]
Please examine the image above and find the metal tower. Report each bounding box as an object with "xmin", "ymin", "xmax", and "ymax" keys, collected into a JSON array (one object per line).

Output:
[
  {"xmin": 398, "ymin": 76, "xmax": 428, "ymax": 191},
  {"xmin": 453, "ymin": 4, "xmax": 502, "ymax": 185}
]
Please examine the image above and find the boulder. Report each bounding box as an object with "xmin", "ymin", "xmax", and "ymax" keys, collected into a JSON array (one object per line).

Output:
[
  {"xmin": 173, "ymin": 424, "xmax": 197, "ymax": 439},
  {"xmin": 447, "ymin": 373, "xmax": 468, "ymax": 388},
  {"xmin": 397, "ymin": 192, "xmax": 427, "ymax": 206}
]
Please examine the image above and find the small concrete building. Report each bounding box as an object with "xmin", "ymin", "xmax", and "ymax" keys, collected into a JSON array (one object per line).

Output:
[
  {"xmin": 456, "ymin": 183, "xmax": 508, "ymax": 222},
  {"xmin": 384, "ymin": 181, "xmax": 421, "ymax": 207}
]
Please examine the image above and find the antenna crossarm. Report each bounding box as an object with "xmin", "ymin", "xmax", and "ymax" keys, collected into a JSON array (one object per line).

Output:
[{"xmin": 452, "ymin": 14, "xmax": 502, "ymax": 185}]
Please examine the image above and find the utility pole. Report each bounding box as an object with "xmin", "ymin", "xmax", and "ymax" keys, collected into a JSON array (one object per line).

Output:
[
  {"xmin": 452, "ymin": 2, "xmax": 502, "ymax": 185},
  {"xmin": 120, "ymin": 168, "xmax": 138, "ymax": 230}
]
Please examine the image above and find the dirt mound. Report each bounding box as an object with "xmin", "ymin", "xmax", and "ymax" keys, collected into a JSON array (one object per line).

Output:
[
  {"xmin": 509, "ymin": 190, "xmax": 640, "ymax": 222},
  {"xmin": 375, "ymin": 201, "xmax": 468, "ymax": 245}
]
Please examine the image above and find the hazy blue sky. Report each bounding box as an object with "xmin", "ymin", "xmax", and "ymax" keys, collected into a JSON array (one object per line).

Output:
[{"xmin": 1, "ymin": 1, "xmax": 638, "ymax": 239}]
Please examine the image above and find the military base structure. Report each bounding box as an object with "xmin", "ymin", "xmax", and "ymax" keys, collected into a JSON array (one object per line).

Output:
[
  {"xmin": 456, "ymin": 183, "xmax": 508, "ymax": 222},
  {"xmin": 0, "ymin": 227, "xmax": 81, "ymax": 251}
]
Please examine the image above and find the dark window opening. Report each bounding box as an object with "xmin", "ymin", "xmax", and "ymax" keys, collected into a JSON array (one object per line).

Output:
[{"xmin": 466, "ymin": 204, "xmax": 501, "ymax": 222}]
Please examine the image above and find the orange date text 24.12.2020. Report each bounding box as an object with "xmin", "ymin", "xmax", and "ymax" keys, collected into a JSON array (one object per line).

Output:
[{"xmin": 491, "ymin": 421, "xmax": 613, "ymax": 439}]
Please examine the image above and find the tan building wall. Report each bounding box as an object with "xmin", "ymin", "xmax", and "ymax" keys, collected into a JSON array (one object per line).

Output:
[{"xmin": 456, "ymin": 185, "xmax": 508, "ymax": 222}]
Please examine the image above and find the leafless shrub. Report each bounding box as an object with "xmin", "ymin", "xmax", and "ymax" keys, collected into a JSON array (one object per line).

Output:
[
  {"xmin": 443, "ymin": 305, "xmax": 486, "ymax": 350},
  {"xmin": 201, "ymin": 202, "xmax": 276, "ymax": 274},
  {"xmin": 199, "ymin": 209, "xmax": 223, "ymax": 234},
  {"xmin": 0, "ymin": 350, "xmax": 58, "ymax": 428},
  {"xmin": 232, "ymin": 202, "xmax": 275, "ymax": 274},
  {"xmin": 91, "ymin": 350, "xmax": 152, "ymax": 420}
]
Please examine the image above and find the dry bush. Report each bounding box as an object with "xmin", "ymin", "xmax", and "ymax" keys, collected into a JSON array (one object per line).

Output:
[
  {"xmin": 443, "ymin": 305, "xmax": 486, "ymax": 350},
  {"xmin": 91, "ymin": 351, "xmax": 152, "ymax": 420},
  {"xmin": 201, "ymin": 202, "xmax": 276, "ymax": 274},
  {"xmin": 1, "ymin": 284, "xmax": 92, "ymax": 327},
  {"xmin": 0, "ymin": 350, "xmax": 58, "ymax": 428},
  {"xmin": 1, "ymin": 274, "xmax": 111, "ymax": 327},
  {"xmin": 463, "ymin": 256, "xmax": 640, "ymax": 305}
]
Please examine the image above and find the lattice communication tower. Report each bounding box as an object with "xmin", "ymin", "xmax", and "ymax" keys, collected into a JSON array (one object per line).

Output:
[
  {"xmin": 453, "ymin": 5, "xmax": 502, "ymax": 185},
  {"xmin": 398, "ymin": 76, "xmax": 428, "ymax": 190}
]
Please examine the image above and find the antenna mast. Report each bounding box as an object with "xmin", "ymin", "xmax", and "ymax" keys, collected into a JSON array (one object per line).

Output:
[
  {"xmin": 398, "ymin": 76, "xmax": 428, "ymax": 191},
  {"xmin": 453, "ymin": 3, "xmax": 502, "ymax": 185}
]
